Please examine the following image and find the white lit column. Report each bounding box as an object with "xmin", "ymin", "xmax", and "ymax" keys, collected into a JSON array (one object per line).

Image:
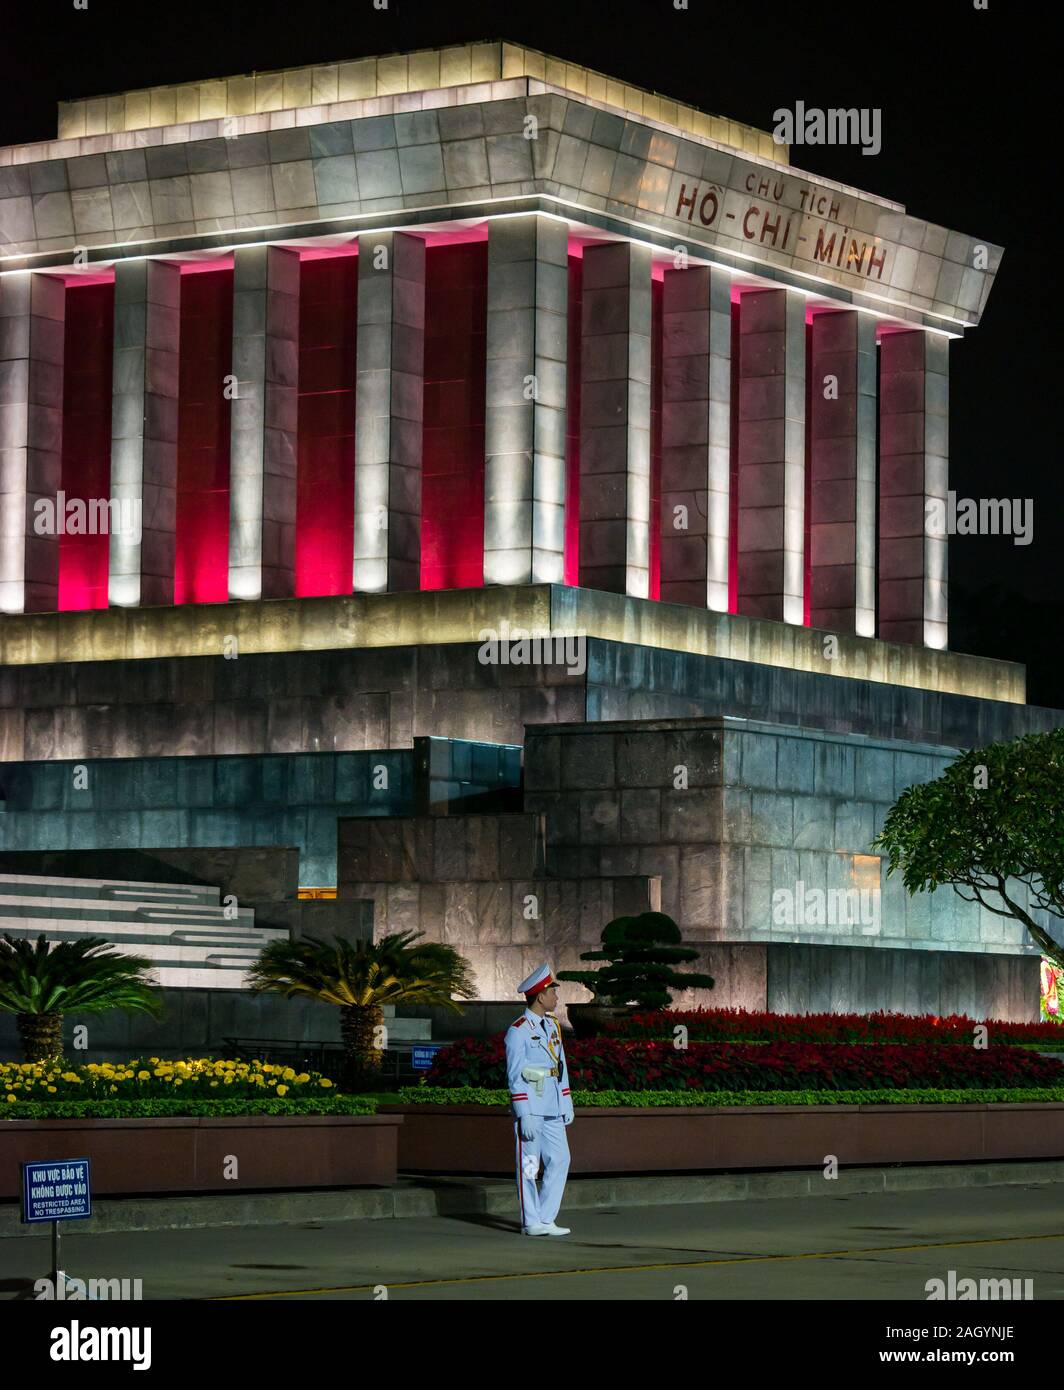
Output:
[
  {"xmin": 108, "ymin": 258, "xmax": 181, "ymax": 608},
  {"xmin": 0, "ymin": 271, "xmax": 64, "ymax": 614},
  {"xmin": 735, "ymin": 286, "xmax": 805, "ymax": 625},
  {"xmin": 878, "ymin": 329, "xmax": 949, "ymax": 649},
  {"xmin": 808, "ymin": 309, "xmax": 877, "ymax": 635},
  {"xmin": 659, "ymin": 264, "xmax": 731, "ymax": 610},
  {"xmin": 579, "ymin": 240, "xmax": 652, "ymax": 597},
  {"xmin": 353, "ymin": 231, "xmax": 425, "ymax": 593},
  {"xmin": 483, "ymin": 215, "xmax": 568, "ymax": 586},
  {"xmin": 227, "ymin": 244, "xmax": 300, "ymax": 601}
]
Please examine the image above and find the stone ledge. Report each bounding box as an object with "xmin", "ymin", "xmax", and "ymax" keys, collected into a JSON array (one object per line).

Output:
[
  {"xmin": 0, "ymin": 584, "xmax": 1024, "ymax": 704},
  {"xmin": 4, "ymin": 1158, "xmax": 1062, "ymax": 1237}
]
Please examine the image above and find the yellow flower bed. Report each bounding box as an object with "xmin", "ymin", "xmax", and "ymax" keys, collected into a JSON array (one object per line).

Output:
[{"xmin": 1, "ymin": 1058, "xmax": 337, "ymax": 1103}]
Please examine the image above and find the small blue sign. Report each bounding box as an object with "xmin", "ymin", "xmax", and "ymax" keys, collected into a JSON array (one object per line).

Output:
[
  {"xmin": 21, "ymin": 1159, "xmax": 92, "ymax": 1223},
  {"xmin": 411, "ymin": 1045, "xmax": 443, "ymax": 1071}
]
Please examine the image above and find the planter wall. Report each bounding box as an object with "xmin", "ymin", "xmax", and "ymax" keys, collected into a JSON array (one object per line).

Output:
[
  {"xmin": 0, "ymin": 1114, "xmax": 401, "ymax": 1198},
  {"xmin": 379, "ymin": 1103, "xmax": 1064, "ymax": 1174}
]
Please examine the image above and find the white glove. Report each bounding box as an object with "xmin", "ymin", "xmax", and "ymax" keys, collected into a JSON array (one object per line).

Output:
[
  {"xmin": 563, "ymin": 1112, "xmax": 574, "ymax": 1127},
  {"xmin": 519, "ymin": 1116, "xmax": 538, "ymax": 1142}
]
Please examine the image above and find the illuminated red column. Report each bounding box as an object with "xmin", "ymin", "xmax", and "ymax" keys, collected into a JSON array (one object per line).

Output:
[
  {"xmin": 295, "ymin": 252, "xmax": 358, "ymax": 598},
  {"xmin": 735, "ymin": 286, "xmax": 805, "ymax": 624},
  {"xmin": 0, "ymin": 271, "xmax": 65, "ymax": 614},
  {"xmin": 174, "ymin": 265, "xmax": 233, "ymax": 606},
  {"xmin": 421, "ymin": 241, "xmax": 487, "ymax": 591},
  {"xmin": 807, "ymin": 309, "xmax": 876, "ymax": 635},
  {"xmin": 878, "ymin": 328, "xmax": 949, "ymax": 648},
  {"xmin": 563, "ymin": 253, "xmax": 582, "ymax": 586},
  {"xmin": 579, "ymin": 240, "xmax": 652, "ymax": 597},
  {"xmin": 59, "ymin": 278, "xmax": 114, "ymax": 611},
  {"xmin": 659, "ymin": 265, "xmax": 732, "ymax": 610}
]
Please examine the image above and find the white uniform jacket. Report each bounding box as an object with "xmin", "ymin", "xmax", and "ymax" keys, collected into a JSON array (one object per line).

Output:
[{"xmin": 505, "ymin": 1008, "xmax": 574, "ymax": 1122}]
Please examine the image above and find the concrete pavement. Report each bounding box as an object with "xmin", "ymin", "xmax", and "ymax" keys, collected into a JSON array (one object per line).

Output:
[{"xmin": 2, "ymin": 1173, "xmax": 1062, "ymax": 1301}]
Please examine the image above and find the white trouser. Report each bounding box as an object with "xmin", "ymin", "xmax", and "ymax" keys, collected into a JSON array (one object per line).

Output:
[{"xmin": 514, "ymin": 1115, "xmax": 570, "ymax": 1228}]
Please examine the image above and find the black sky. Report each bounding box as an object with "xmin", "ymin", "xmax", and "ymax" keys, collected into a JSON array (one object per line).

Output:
[{"xmin": 3, "ymin": 0, "xmax": 1059, "ymax": 706}]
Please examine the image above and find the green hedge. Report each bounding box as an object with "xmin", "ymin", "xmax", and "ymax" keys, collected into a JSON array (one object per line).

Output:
[
  {"xmin": 2, "ymin": 1095, "xmax": 377, "ymax": 1121},
  {"xmin": 393, "ymin": 1085, "xmax": 1064, "ymax": 1108}
]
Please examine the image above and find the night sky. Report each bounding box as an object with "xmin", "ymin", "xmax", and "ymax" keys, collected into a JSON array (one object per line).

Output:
[{"xmin": 4, "ymin": 0, "xmax": 1059, "ymax": 706}]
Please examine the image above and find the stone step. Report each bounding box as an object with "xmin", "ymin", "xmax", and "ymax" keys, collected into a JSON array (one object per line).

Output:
[
  {"xmin": 0, "ymin": 897, "xmax": 255, "ymax": 928},
  {"xmin": 150, "ymin": 967, "xmax": 251, "ymax": 989},
  {"xmin": 0, "ymin": 873, "xmax": 220, "ymax": 906},
  {"xmin": 0, "ymin": 934, "xmax": 265, "ymax": 967},
  {"xmin": 104, "ymin": 888, "xmax": 222, "ymax": 905},
  {"xmin": 0, "ymin": 916, "xmax": 283, "ymax": 943}
]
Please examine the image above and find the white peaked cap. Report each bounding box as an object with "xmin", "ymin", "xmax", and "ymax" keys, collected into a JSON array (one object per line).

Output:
[{"xmin": 518, "ymin": 963, "xmax": 554, "ymax": 997}]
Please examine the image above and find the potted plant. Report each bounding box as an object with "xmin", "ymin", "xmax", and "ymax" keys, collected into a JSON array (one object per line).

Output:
[
  {"xmin": 0, "ymin": 934, "xmax": 163, "ymax": 1063},
  {"xmin": 558, "ymin": 912, "xmax": 716, "ymax": 1037},
  {"xmin": 247, "ymin": 930, "xmax": 476, "ymax": 1091}
]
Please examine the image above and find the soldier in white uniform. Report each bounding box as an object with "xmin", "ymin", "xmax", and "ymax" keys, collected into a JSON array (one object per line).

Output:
[{"xmin": 505, "ymin": 964, "xmax": 574, "ymax": 1236}]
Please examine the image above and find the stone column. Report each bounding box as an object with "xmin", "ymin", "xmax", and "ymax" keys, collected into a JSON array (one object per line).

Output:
[
  {"xmin": 735, "ymin": 287, "xmax": 805, "ymax": 625},
  {"xmin": 808, "ymin": 309, "xmax": 877, "ymax": 635},
  {"xmin": 578, "ymin": 240, "xmax": 652, "ymax": 597},
  {"xmin": 659, "ymin": 265, "xmax": 731, "ymax": 611},
  {"xmin": 227, "ymin": 245, "xmax": 300, "ymax": 601},
  {"xmin": 353, "ymin": 231, "xmax": 425, "ymax": 594},
  {"xmin": 878, "ymin": 329, "xmax": 949, "ymax": 649},
  {"xmin": 0, "ymin": 271, "xmax": 65, "ymax": 614},
  {"xmin": 108, "ymin": 258, "xmax": 181, "ymax": 608},
  {"xmin": 483, "ymin": 215, "xmax": 568, "ymax": 587}
]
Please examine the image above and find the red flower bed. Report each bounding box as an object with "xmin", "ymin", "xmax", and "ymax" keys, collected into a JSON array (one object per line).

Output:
[
  {"xmin": 424, "ymin": 1036, "xmax": 1064, "ymax": 1092},
  {"xmin": 605, "ymin": 1008, "xmax": 1064, "ymax": 1046}
]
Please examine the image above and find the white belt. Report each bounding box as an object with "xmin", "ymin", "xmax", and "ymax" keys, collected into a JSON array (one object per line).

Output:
[{"xmin": 521, "ymin": 1064, "xmax": 556, "ymax": 1096}]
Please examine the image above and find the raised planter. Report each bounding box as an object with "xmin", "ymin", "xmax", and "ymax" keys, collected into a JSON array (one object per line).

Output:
[
  {"xmin": 0, "ymin": 1114, "xmax": 402, "ymax": 1197},
  {"xmin": 379, "ymin": 1103, "xmax": 1064, "ymax": 1174},
  {"xmin": 565, "ymin": 1004, "xmax": 633, "ymax": 1038}
]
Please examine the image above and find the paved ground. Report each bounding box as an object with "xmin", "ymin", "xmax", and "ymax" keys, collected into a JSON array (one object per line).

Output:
[{"xmin": 2, "ymin": 1179, "xmax": 1062, "ymax": 1301}]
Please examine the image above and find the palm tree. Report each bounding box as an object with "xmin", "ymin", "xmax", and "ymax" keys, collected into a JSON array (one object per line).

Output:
[
  {"xmin": 246, "ymin": 932, "xmax": 476, "ymax": 1090},
  {"xmin": 0, "ymin": 935, "xmax": 164, "ymax": 1063}
]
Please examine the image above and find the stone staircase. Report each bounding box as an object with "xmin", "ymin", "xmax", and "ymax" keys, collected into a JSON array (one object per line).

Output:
[{"xmin": 0, "ymin": 872, "xmax": 288, "ymax": 990}]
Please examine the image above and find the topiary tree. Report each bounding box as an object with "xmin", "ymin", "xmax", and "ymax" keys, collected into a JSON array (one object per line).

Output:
[
  {"xmin": 874, "ymin": 727, "xmax": 1064, "ymax": 968},
  {"xmin": 557, "ymin": 911, "xmax": 715, "ymax": 1009},
  {"xmin": 0, "ymin": 934, "xmax": 163, "ymax": 1063}
]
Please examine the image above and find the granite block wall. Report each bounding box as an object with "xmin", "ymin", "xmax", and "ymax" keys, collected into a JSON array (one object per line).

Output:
[
  {"xmin": 679, "ymin": 942, "xmax": 1038, "ymax": 1020},
  {"xmin": 520, "ymin": 716, "xmax": 1050, "ymax": 988},
  {"xmin": 0, "ymin": 639, "xmax": 1056, "ymax": 770},
  {"xmin": 719, "ymin": 719, "xmax": 1045, "ymax": 957},
  {"xmin": 523, "ymin": 720, "xmax": 723, "ymax": 928},
  {"xmin": 0, "ymin": 641, "xmax": 587, "ymax": 760},
  {"xmin": 0, "ymin": 737, "xmax": 520, "ymax": 886},
  {"xmin": 584, "ymin": 641, "xmax": 1062, "ymax": 748},
  {"xmin": 337, "ymin": 809, "xmax": 659, "ymax": 1008},
  {"xmin": 763, "ymin": 942, "xmax": 1038, "ymax": 1020}
]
